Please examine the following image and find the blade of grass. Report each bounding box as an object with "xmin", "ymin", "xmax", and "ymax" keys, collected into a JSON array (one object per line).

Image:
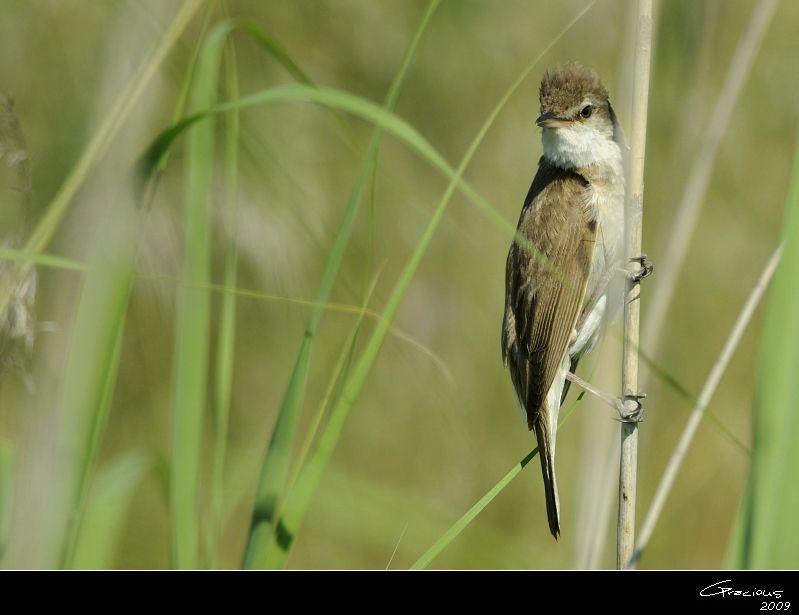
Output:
[
  {"xmin": 21, "ymin": 0, "xmax": 202, "ymax": 260},
  {"xmin": 0, "ymin": 1, "xmax": 202, "ymax": 375},
  {"xmin": 242, "ymin": 0, "xmax": 441, "ymax": 568},
  {"xmin": 0, "ymin": 1, "xmax": 192, "ymax": 568},
  {"xmin": 234, "ymin": 18, "xmax": 367, "ymax": 156},
  {"xmin": 61, "ymin": 316, "xmax": 126, "ymax": 567},
  {"xmin": 637, "ymin": 346, "xmax": 750, "ymax": 455},
  {"xmin": 170, "ymin": 20, "xmax": 235, "ymax": 569},
  {"xmin": 51, "ymin": 195, "xmax": 137, "ymax": 570},
  {"xmin": 136, "ymin": 274, "xmax": 453, "ymax": 383},
  {"xmin": 413, "ymin": 456, "xmax": 532, "ymax": 571},
  {"xmin": 411, "ymin": 402, "xmax": 582, "ymax": 569},
  {"xmin": 168, "ymin": 14, "xmax": 321, "ymax": 569},
  {"xmin": 71, "ymin": 451, "xmax": 151, "ymax": 569},
  {"xmin": 280, "ymin": 271, "xmax": 383, "ymax": 520},
  {"xmin": 236, "ymin": 20, "xmax": 312, "ymax": 86},
  {"xmin": 732, "ymin": 131, "xmax": 799, "ymax": 568},
  {"xmin": 154, "ymin": 0, "xmax": 215, "ymax": 177},
  {"xmin": 208, "ymin": 37, "xmax": 241, "ymax": 569},
  {"xmin": 200, "ymin": 281, "xmax": 450, "ymax": 379},
  {"xmin": 364, "ymin": 153, "xmax": 380, "ymax": 298},
  {"xmin": 0, "ymin": 248, "xmax": 86, "ymax": 272},
  {"xmin": 255, "ymin": 1, "xmax": 597, "ymax": 569},
  {"xmin": 141, "ymin": 83, "xmax": 556, "ymax": 275},
  {"xmin": 0, "ymin": 246, "xmax": 449, "ymax": 390},
  {"xmin": 0, "ymin": 442, "xmax": 12, "ymax": 561},
  {"xmin": 3, "ymin": 197, "xmax": 138, "ymax": 568}
]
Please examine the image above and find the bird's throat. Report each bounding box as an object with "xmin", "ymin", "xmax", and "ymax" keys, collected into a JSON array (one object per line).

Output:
[{"xmin": 542, "ymin": 125, "xmax": 622, "ymax": 173}]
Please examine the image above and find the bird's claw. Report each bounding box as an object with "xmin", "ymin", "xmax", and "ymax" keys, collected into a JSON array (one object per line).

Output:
[
  {"xmin": 615, "ymin": 392, "xmax": 646, "ymax": 423},
  {"xmin": 629, "ymin": 254, "xmax": 653, "ymax": 283}
]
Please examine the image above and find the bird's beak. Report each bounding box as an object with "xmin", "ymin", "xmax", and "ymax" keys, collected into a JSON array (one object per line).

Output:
[{"xmin": 536, "ymin": 111, "xmax": 571, "ymax": 129}]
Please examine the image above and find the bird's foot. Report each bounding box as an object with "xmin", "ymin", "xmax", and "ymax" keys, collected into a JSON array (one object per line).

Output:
[
  {"xmin": 629, "ymin": 254, "xmax": 654, "ymax": 283},
  {"xmin": 615, "ymin": 392, "xmax": 646, "ymax": 423}
]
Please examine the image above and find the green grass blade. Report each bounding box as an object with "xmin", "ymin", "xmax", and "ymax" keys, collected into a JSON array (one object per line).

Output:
[
  {"xmin": 20, "ymin": 0, "xmax": 202, "ymax": 260},
  {"xmin": 61, "ymin": 316, "xmax": 126, "ymax": 567},
  {"xmin": 364, "ymin": 154, "xmax": 379, "ymax": 297},
  {"xmin": 282, "ymin": 272, "xmax": 382, "ymax": 516},
  {"xmin": 412, "ymin": 466, "xmax": 538, "ymax": 569},
  {"xmin": 208, "ymin": 39, "xmax": 241, "ymax": 568},
  {"xmin": 45, "ymin": 201, "xmax": 137, "ymax": 569},
  {"xmin": 242, "ymin": 0, "xmax": 441, "ymax": 568},
  {"xmin": 412, "ymin": 453, "xmax": 536, "ymax": 570},
  {"xmin": 71, "ymin": 451, "xmax": 151, "ymax": 569},
  {"xmin": 235, "ymin": 19, "xmax": 313, "ymax": 85},
  {"xmin": 732, "ymin": 132, "xmax": 799, "ymax": 568},
  {"xmin": 637, "ymin": 347, "xmax": 750, "ymax": 455},
  {"xmin": 0, "ymin": 442, "xmax": 13, "ymax": 561},
  {"xmin": 233, "ymin": 18, "xmax": 364, "ymax": 156},
  {"xmin": 155, "ymin": 0, "xmax": 215, "ymax": 177},
  {"xmin": 261, "ymin": 304, "xmax": 372, "ymax": 557},
  {"xmin": 0, "ymin": 248, "xmax": 86, "ymax": 271},
  {"xmin": 170, "ymin": 20, "xmax": 235, "ymax": 569},
  {"xmin": 0, "ymin": 1, "xmax": 202, "ymax": 356},
  {"xmin": 257, "ymin": 1, "xmax": 596, "ymax": 568},
  {"xmin": 140, "ymin": 84, "xmax": 548, "ymax": 271},
  {"xmin": 410, "ymin": 402, "xmax": 582, "ymax": 569}
]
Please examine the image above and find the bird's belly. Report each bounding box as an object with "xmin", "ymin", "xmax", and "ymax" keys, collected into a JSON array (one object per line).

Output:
[
  {"xmin": 574, "ymin": 179, "xmax": 625, "ymax": 357},
  {"xmin": 586, "ymin": 182, "xmax": 625, "ymax": 295},
  {"xmin": 570, "ymin": 295, "xmax": 605, "ymax": 357}
]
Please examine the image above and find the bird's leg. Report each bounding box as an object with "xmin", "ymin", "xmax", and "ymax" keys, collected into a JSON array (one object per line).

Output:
[
  {"xmin": 615, "ymin": 392, "xmax": 646, "ymax": 423},
  {"xmin": 616, "ymin": 256, "xmax": 651, "ymax": 421},
  {"xmin": 629, "ymin": 254, "xmax": 653, "ymax": 282},
  {"xmin": 566, "ymin": 373, "xmax": 646, "ymax": 424},
  {"xmin": 564, "ymin": 372, "xmax": 618, "ymax": 409}
]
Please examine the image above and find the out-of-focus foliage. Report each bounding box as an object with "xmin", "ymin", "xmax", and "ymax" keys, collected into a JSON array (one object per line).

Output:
[{"xmin": 0, "ymin": 0, "xmax": 797, "ymax": 569}]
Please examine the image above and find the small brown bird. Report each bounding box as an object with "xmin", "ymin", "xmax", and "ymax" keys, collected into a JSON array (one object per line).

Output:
[{"xmin": 501, "ymin": 63, "xmax": 625, "ymax": 539}]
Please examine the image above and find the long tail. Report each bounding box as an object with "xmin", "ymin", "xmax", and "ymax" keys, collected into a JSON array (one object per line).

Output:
[{"xmin": 534, "ymin": 420, "xmax": 561, "ymax": 539}]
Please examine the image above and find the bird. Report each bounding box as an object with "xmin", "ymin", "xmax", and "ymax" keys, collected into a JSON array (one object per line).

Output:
[{"xmin": 501, "ymin": 62, "xmax": 625, "ymax": 539}]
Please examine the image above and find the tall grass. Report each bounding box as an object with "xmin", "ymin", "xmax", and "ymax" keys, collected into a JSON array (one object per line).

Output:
[
  {"xmin": 1, "ymin": 1, "xmax": 199, "ymax": 568},
  {"xmin": 1, "ymin": 0, "xmax": 796, "ymax": 570},
  {"xmin": 169, "ymin": 18, "xmax": 235, "ymax": 570},
  {"xmin": 242, "ymin": 0, "xmax": 441, "ymax": 568},
  {"xmin": 207, "ymin": 39, "xmax": 241, "ymax": 569},
  {"xmin": 731, "ymin": 133, "xmax": 799, "ymax": 568}
]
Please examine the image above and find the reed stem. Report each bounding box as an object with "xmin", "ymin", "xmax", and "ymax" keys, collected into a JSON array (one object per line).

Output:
[{"xmin": 618, "ymin": 0, "xmax": 653, "ymax": 570}]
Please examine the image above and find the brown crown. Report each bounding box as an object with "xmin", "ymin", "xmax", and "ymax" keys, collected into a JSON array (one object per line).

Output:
[{"xmin": 539, "ymin": 62, "xmax": 609, "ymax": 113}]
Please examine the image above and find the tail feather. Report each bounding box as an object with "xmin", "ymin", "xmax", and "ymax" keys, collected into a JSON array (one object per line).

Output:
[{"xmin": 534, "ymin": 420, "xmax": 561, "ymax": 539}]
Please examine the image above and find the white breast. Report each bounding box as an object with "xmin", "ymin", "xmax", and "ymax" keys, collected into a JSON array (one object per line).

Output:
[{"xmin": 542, "ymin": 123, "xmax": 621, "ymax": 172}]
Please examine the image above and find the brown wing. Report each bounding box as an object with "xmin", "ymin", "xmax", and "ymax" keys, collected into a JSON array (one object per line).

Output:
[{"xmin": 502, "ymin": 159, "xmax": 596, "ymax": 429}]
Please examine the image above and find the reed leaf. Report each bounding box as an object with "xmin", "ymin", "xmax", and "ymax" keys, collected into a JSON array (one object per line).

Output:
[
  {"xmin": 731, "ymin": 132, "xmax": 799, "ymax": 568},
  {"xmin": 169, "ymin": 20, "xmax": 235, "ymax": 569},
  {"xmin": 242, "ymin": 0, "xmax": 441, "ymax": 569},
  {"xmin": 71, "ymin": 451, "xmax": 150, "ymax": 569}
]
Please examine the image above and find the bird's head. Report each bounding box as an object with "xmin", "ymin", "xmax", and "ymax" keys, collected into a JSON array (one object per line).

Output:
[{"xmin": 536, "ymin": 62, "xmax": 620, "ymax": 170}]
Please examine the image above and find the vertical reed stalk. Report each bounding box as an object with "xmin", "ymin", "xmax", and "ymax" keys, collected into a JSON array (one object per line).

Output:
[{"xmin": 618, "ymin": 0, "xmax": 653, "ymax": 570}]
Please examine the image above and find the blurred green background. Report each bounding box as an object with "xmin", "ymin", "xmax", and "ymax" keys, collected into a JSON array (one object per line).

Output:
[{"xmin": 0, "ymin": 0, "xmax": 796, "ymax": 569}]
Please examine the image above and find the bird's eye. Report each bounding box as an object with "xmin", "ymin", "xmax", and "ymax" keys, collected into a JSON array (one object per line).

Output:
[{"xmin": 580, "ymin": 105, "xmax": 593, "ymax": 119}]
